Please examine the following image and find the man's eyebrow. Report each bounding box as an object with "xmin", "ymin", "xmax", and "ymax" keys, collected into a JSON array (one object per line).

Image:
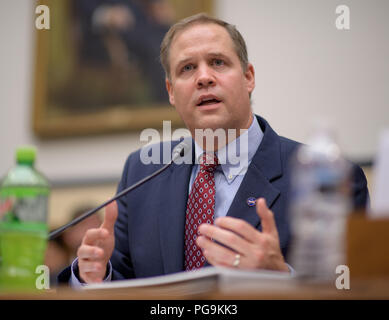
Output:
[
  {"xmin": 207, "ymin": 52, "xmax": 228, "ymax": 58},
  {"xmin": 208, "ymin": 53, "xmax": 233, "ymax": 64},
  {"xmin": 177, "ymin": 53, "xmax": 229, "ymax": 64},
  {"xmin": 176, "ymin": 57, "xmax": 192, "ymax": 68},
  {"xmin": 174, "ymin": 53, "xmax": 231, "ymax": 72}
]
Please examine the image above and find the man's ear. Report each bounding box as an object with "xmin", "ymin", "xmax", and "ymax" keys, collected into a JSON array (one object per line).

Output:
[
  {"xmin": 165, "ymin": 78, "xmax": 175, "ymax": 106},
  {"xmin": 245, "ymin": 63, "xmax": 255, "ymax": 95}
]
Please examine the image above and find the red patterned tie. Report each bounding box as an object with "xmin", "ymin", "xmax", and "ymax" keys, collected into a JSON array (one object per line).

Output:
[{"xmin": 184, "ymin": 153, "xmax": 219, "ymax": 270}]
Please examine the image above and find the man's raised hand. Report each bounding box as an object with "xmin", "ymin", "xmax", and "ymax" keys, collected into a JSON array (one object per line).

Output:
[{"xmin": 78, "ymin": 201, "xmax": 118, "ymax": 283}]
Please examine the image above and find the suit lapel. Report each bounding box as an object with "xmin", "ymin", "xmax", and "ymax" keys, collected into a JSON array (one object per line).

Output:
[
  {"xmin": 226, "ymin": 164, "xmax": 280, "ymax": 229},
  {"xmin": 226, "ymin": 116, "xmax": 283, "ymax": 229},
  {"xmin": 158, "ymin": 142, "xmax": 194, "ymax": 274}
]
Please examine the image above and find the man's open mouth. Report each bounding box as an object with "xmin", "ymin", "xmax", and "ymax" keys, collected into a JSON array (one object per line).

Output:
[{"xmin": 197, "ymin": 98, "xmax": 221, "ymax": 106}]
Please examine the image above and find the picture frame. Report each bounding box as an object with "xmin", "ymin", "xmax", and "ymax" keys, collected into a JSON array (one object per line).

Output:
[{"xmin": 33, "ymin": 0, "xmax": 213, "ymax": 138}]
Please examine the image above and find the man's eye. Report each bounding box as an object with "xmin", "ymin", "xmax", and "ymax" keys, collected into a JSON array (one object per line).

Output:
[
  {"xmin": 182, "ymin": 64, "xmax": 194, "ymax": 72},
  {"xmin": 213, "ymin": 59, "xmax": 224, "ymax": 66}
]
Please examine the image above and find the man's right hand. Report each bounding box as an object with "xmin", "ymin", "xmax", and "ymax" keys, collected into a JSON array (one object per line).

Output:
[{"xmin": 77, "ymin": 201, "xmax": 118, "ymax": 283}]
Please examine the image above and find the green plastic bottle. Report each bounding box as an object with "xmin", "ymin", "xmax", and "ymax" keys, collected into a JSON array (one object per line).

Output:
[{"xmin": 0, "ymin": 146, "xmax": 50, "ymax": 291}]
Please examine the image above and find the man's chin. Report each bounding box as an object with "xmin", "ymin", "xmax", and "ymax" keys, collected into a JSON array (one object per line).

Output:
[{"xmin": 194, "ymin": 116, "xmax": 228, "ymax": 132}]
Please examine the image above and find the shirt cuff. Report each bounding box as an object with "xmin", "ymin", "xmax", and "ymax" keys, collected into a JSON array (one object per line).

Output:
[
  {"xmin": 285, "ymin": 263, "xmax": 296, "ymax": 277},
  {"xmin": 70, "ymin": 258, "xmax": 112, "ymax": 289}
]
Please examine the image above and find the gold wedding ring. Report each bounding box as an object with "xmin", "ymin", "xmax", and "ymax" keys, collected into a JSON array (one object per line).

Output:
[{"xmin": 233, "ymin": 254, "xmax": 240, "ymax": 268}]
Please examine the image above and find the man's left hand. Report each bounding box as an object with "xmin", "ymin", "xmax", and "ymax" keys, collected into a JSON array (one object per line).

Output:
[{"xmin": 197, "ymin": 198, "xmax": 289, "ymax": 272}]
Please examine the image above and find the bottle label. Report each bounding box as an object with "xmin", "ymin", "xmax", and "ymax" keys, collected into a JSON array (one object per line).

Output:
[
  {"xmin": 0, "ymin": 198, "xmax": 13, "ymax": 220},
  {"xmin": 0, "ymin": 195, "xmax": 48, "ymax": 223}
]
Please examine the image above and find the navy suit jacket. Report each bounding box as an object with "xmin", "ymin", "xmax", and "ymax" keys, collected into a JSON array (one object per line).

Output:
[{"xmin": 58, "ymin": 115, "xmax": 369, "ymax": 283}]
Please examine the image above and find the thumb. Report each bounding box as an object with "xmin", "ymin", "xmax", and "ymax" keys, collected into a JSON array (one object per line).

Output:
[
  {"xmin": 256, "ymin": 198, "xmax": 277, "ymax": 235},
  {"xmin": 101, "ymin": 200, "xmax": 118, "ymax": 235}
]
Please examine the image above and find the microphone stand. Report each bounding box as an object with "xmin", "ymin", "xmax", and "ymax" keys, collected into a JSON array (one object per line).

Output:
[{"xmin": 48, "ymin": 144, "xmax": 188, "ymax": 240}]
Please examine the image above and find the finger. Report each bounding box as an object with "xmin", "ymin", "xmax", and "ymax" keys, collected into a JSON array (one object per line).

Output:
[
  {"xmin": 77, "ymin": 245, "xmax": 104, "ymax": 260},
  {"xmin": 197, "ymin": 236, "xmax": 238, "ymax": 267},
  {"xmin": 79, "ymin": 267, "xmax": 104, "ymax": 283},
  {"xmin": 79, "ymin": 258, "xmax": 107, "ymax": 283},
  {"xmin": 79, "ymin": 260, "xmax": 104, "ymax": 273},
  {"xmin": 198, "ymin": 223, "xmax": 250, "ymax": 256},
  {"xmin": 101, "ymin": 201, "xmax": 118, "ymax": 235},
  {"xmin": 256, "ymin": 198, "xmax": 277, "ymax": 236},
  {"xmin": 213, "ymin": 216, "xmax": 259, "ymax": 243},
  {"xmin": 81, "ymin": 273, "xmax": 103, "ymax": 284},
  {"xmin": 82, "ymin": 228, "xmax": 109, "ymax": 246}
]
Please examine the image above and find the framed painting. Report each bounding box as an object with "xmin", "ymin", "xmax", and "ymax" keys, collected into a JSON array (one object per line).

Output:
[{"xmin": 33, "ymin": 0, "xmax": 213, "ymax": 138}]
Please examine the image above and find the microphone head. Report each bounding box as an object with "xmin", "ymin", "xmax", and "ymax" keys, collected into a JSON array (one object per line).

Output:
[{"xmin": 172, "ymin": 140, "xmax": 190, "ymax": 161}]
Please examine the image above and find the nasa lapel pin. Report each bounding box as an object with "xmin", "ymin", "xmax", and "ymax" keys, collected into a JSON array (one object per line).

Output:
[{"xmin": 246, "ymin": 197, "xmax": 256, "ymax": 207}]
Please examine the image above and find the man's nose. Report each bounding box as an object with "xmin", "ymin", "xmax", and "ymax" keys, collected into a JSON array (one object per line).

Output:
[{"xmin": 196, "ymin": 65, "xmax": 216, "ymax": 89}]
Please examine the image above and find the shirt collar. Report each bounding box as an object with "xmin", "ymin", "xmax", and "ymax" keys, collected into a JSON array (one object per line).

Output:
[{"xmin": 193, "ymin": 115, "xmax": 264, "ymax": 183}]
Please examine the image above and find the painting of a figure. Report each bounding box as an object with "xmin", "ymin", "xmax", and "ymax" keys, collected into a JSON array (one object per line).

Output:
[{"xmin": 33, "ymin": 0, "xmax": 213, "ymax": 137}]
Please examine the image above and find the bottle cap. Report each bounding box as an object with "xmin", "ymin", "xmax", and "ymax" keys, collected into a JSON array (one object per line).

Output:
[{"xmin": 16, "ymin": 146, "xmax": 36, "ymax": 164}]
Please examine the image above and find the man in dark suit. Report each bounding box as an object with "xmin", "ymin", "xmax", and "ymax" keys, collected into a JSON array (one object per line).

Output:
[{"xmin": 59, "ymin": 14, "xmax": 368, "ymax": 285}]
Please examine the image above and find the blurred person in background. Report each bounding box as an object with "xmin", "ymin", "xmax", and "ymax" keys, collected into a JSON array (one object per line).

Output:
[
  {"xmin": 61, "ymin": 206, "xmax": 103, "ymax": 261},
  {"xmin": 46, "ymin": 206, "xmax": 102, "ymax": 285},
  {"xmin": 44, "ymin": 237, "xmax": 70, "ymax": 286}
]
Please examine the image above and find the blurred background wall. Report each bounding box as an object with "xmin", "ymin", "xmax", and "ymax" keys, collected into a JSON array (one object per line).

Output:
[{"xmin": 0, "ymin": 0, "xmax": 387, "ymax": 229}]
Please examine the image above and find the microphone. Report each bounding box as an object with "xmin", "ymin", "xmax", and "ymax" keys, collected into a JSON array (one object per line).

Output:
[{"xmin": 48, "ymin": 140, "xmax": 190, "ymax": 240}]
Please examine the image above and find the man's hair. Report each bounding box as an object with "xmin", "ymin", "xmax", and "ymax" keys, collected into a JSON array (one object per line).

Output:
[{"xmin": 160, "ymin": 13, "xmax": 249, "ymax": 81}]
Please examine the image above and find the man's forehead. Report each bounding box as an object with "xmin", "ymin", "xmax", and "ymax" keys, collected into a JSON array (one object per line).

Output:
[
  {"xmin": 173, "ymin": 22, "xmax": 231, "ymax": 46},
  {"xmin": 170, "ymin": 22, "xmax": 235, "ymax": 59}
]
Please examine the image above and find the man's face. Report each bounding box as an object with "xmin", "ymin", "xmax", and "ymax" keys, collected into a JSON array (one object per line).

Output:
[{"xmin": 166, "ymin": 23, "xmax": 255, "ymax": 139}]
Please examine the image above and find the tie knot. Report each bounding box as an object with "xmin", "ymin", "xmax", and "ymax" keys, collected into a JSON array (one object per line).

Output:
[{"xmin": 199, "ymin": 153, "xmax": 219, "ymax": 172}]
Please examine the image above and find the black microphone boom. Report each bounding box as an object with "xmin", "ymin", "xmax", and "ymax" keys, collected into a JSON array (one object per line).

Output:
[{"xmin": 48, "ymin": 141, "xmax": 189, "ymax": 240}]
